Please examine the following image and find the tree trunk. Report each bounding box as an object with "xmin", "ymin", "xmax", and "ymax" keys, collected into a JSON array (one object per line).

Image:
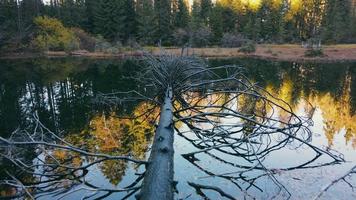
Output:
[{"xmin": 138, "ymin": 87, "xmax": 175, "ymax": 200}]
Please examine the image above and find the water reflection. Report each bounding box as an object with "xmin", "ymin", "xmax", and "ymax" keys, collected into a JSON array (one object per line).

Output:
[{"xmin": 0, "ymin": 58, "xmax": 356, "ymax": 199}]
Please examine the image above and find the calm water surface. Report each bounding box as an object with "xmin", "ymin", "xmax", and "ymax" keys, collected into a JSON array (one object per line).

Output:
[{"xmin": 0, "ymin": 58, "xmax": 355, "ymax": 199}]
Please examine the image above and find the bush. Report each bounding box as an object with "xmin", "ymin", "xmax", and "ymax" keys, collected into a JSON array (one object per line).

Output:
[
  {"xmin": 94, "ymin": 35, "xmax": 123, "ymax": 54},
  {"xmin": 173, "ymin": 28, "xmax": 190, "ymax": 46},
  {"xmin": 221, "ymin": 33, "xmax": 247, "ymax": 48},
  {"xmin": 304, "ymin": 48, "xmax": 324, "ymax": 57},
  {"xmin": 239, "ymin": 41, "xmax": 256, "ymax": 53},
  {"xmin": 72, "ymin": 28, "xmax": 96, "ymax": 52},
  {"xmin": 126, "ymin": 38, "xmax": 139, "ymax": 48},
  {"xmin": 191, "ymin": 26, "xmax": 212, "ymax": 47},
  {"xmin": 95, "ymin": 35, "xmax": 111, "ymax": 52},
  {"xmin": 32, "ymin": 16, "xmax": 79, "ymax": 52}
]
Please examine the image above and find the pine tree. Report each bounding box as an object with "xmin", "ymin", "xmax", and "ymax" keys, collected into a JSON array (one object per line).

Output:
[
  {"xmin": 321, "ymin": 0, "xmax": 352, "ymax": 43},
  {"xmin": 0, "ymin": 0, "xmax": 18, "ymax": 47},
  {"xmin": 137, "ymin": 0, "xmax": 157, "ymax": 44},
  {"xmin": 210, "ymin": 3, "xmax": 224, "ymax": 42},
  {"xmin": 60, "ymin": 0, "xmax": 86, "ymax": 27},
  {"xmin": 122, "ymin": 0, "xmax": 138, "ymax": 41},
  {"xmin": 154, "ymin": 0, "xmax": 172, "ymax": 45},
  {"xmin": 84, "ymin": 0, "xmax": 98, "ymax": 32},
  {"xmin": 200, "ymin": 0, "xmax": 212, "ymax": 25},
  {"xmin": 257, "ymin": 0, "xmax": 284, "ymax": 42},
  {"xmin": 173, "ymin": 0, "xmax": 190, "ymax": 29},
  {"xmin": 190, "ymin": 0, "xmax": 202, "ymax": 30},
  {"xmin": 94, "ymin": 0, "xmax": 126, "ymax": 41}
]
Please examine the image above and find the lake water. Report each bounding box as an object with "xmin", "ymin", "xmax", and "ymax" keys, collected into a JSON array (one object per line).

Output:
[{"xmin": 0, "ymin": 58, "xmax": 355, "ymax": 199}]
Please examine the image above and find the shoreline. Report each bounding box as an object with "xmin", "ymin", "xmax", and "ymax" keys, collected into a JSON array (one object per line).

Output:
[{"xmin": 1, "ymin": 44, "xmax": 356, "ymax": 63}]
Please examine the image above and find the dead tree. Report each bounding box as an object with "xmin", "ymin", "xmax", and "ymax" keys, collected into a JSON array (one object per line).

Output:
[{"xmin": 0, "ymin": 53, "xmax": 345, "ymax": 199}]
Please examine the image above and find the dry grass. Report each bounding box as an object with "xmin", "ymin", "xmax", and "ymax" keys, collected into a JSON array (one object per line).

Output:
[
  {"xmin": 149, "ymin": 44, "xmax": 356, "ymax": 62},
  {"xmin": 3, "ymin": 44, "xmax": 356, "ymax": 62}
]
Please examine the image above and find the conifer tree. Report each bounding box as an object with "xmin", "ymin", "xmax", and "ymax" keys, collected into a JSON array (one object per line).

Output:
[
  {"xmin": 94, "ymin": 0, "xmax": 126, "ymax": 41},
  {"xmin": 173, "ymin": 0, "xmax": 190, "ymax": 28},
  {"xmin": 321, "ymin": 0, "xmax": 352, "ymax": 43},
  {"xmin": 210, "ymin": 3, "xmax": 224, "ymax": 42},
  {"xmin": 122, "ymin": 0, "xmax": 138, "ymax": 41},
  {"xmin": 200, "ymin": 0, "xmax": 212, "ymax": 25},
  {"xmin": 137, "ymin": 0, "xmax": 157, "ymax": 44},
  {"xmin": 155, "ymin": 0, "xmax": 172, "ymax": 45}
]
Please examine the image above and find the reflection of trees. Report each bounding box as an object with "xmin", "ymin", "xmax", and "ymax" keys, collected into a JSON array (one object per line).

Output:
[
  {"xmin": 309, "ymin": 72, "xmax": 356, "ymax": 148},
  {"xmin": 1, "ymin": 57, "xmax": 356, "ymax": 199},
  {"xmin": 0, "ymin": 100, "xmax": 156, "ymax": 199},
  {"xmin": 0, "ymin": 58, "xmax": 141, "ymax": 134},
  {"xmin": 0, "ymin": 58, "xmax": 148, "ymax": 198},
  {"xmin": 276, "ymin": 65, "xmax": 356, "ymax": 149},
  {"xmin": 233, "ymin": 59, "xmax": 356, "ymax": 149},
  {"xmin": 63, "ymin": 102, "xmax": 157, "ymax": 185},
  {"xmin": 175, "ymin": 89, "xmax": 341, "ymax": 199}
]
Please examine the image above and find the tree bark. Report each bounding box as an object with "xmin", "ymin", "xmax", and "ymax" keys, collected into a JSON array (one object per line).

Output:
[{"xmin": 138, "ymin": 87, "xmax": 175, "ymax": 200}]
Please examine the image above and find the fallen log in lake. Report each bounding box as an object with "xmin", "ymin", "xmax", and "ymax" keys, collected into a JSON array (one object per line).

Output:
[
  {"xmin": 138, "ymin": 87, "xmax": 175, "ymax": 200},
  {"xmin": 0, "ymin": 54, "xmax": 346, "ymax": 200}
]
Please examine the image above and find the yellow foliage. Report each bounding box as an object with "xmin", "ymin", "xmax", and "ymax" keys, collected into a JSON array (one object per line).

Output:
[{"xmin": 32, "ymin": 16, "xmax": 79, "ymax": 52}]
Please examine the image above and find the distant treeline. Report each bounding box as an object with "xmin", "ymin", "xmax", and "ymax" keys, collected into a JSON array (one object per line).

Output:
[{"xmin": 1, "ymin": 0, "xmax": 356, "ymax": 51}]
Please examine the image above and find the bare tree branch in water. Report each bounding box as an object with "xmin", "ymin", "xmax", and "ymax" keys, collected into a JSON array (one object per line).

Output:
[
  {"xmin": 0, "ymin": 52, "xmax": 345, "ymax": 199},
  {"xmin": 313, "ymin": 165, "xmax": 356, "ymax": 200},
  {"xmin": 0, "ymin": 113, "xmax": 146, "ymax": 199}
]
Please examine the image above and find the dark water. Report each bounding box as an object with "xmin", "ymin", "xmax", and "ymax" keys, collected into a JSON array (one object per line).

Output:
[{"xmin": 0, "ymin": 58, "xmax": 356, "ymax": 199}]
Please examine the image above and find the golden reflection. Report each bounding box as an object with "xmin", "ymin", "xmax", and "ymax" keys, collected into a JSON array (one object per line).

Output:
[
  {"xmin": 44, "ymin": 102, "xmax": 158, "ymax": 184},
  {"xmin": 308, "ymin": 74, "xmax": 356, "ymax": 148},
  {"xmin": 266, "ymin": 73, "xmax": 356, "ymax": 149}
]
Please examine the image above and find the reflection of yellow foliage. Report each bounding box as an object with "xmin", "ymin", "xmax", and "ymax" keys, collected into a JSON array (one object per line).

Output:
[
  {"xmin": 0, "ymin": 187, "xmax": 17, "ymax": 198},
  {"xmin": 45, "ymin": 102, "xmax": 158, "ymax": 185},
  {"xmin": 100, "ymin": 160, "xmax": 127, "ymax": 185},
  {"xmin": 308, "ymin": 74, "xmax": 356, "ymax": 148},
  {"xmin": 264, "ymin": 78, "xmax": 296, "ymax": 124},
  {"xmin": 52, "ymin": 150, "xmax": 67, "ymax": 161},
  {"xmin": 85, "ymin": 102, "xmax": 157, "ymax": 159},
  {"xmin": 264, "ymin": 73, "xmax": 356, "ymax": 149},
  {"xmin": 179, "ymin": 92, "xmax": 231, "ymax": 123}
]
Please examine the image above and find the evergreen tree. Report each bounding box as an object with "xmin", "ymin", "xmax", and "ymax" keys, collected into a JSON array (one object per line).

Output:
[
  {"xmin": 173, "ymin": 0, "xmax": 190, "ymax": 28},
  {"xmin": 257, "ymin": 0, "xmax": 284, "ymax": 42},
  {"xmin": 84, "ymin": 0, "xmax": 98, "ymax": 32},
  {"xmin": 190, "ymin": 0, "xmax": 203, "ymax": 30},
  {"xmin": 60, "ymin": 0, "xmax": 86, "ymax": 27},
  {"xmin": 200, "ymin": 0, "xmax": 212, "ymax": 25},
  {"xmin": 0, "ymin": 0, "xmax": 18, "ymax": 47},
  {"xmin": 122, "ymin": 0, "xmax": 138, "ymax": 41},
  {"xmin": 94, "ymin": 0, "xmax": 126, "ymax": 41},
  {"xmin": 209, "ymin": 3, "xmax": 224, "ymax": 42},
  {"xmin": 137, "ymin": 0, "xmax": 157, "ymax": 44},
  {"xmin": 321, "ymin": 0, "xmax": 352, "ymax": 43},
  {"xmin": 155, "ymin": 0, "xmax": 172, "ymax": 45}
]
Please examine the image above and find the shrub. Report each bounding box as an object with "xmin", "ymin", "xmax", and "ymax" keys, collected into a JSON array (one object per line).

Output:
[
  {"xmin": 173, "ymin": 28, "xmax": 190, "ymax": 47},
  {"xmin": 191, "ymin": 26, "xmax": 212, "ymax": 47},
  {"xmin": 94, "ymin": 35, "xmax": 111, "ymax": 52},
  {"xmin": 32, "ymin": 16, "xmax": 79, "ymax": 52},
  {"xmin": 239, "ymin": 41, "xmax": 256, "ymax": 53},
  {"xmin": 94, "ymin": 36, "xmax": 123, "ymax": 54},
  {"xmin": 72, "ymin": 28, "xmax": 96, "ymax": 52},
  {"xmin": 126, "ymin": 38, "xmax": 139, "ymax": 48},
  {"xmin": 304, "ymin": 48, "xmax": 324, "ymax": 57},
  {"xmin": 221, "ymin": 33, "xmax": 247, "ymax": 48}
]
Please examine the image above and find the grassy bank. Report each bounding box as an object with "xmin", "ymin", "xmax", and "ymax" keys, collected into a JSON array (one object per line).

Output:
[{"xmin": 2, "ymin": 44, "xmax": 356, "ymax": 62}]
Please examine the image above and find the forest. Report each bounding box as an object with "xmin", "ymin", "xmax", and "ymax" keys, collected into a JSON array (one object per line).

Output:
[{"xmin": 1, "ymin": 0, "xmax": 356, "ymax": 53}]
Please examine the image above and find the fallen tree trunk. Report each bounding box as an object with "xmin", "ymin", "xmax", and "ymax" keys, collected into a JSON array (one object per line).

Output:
[{"xmin": 138, "ymin": 87, "xmax": 175, "ymax": 200}]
